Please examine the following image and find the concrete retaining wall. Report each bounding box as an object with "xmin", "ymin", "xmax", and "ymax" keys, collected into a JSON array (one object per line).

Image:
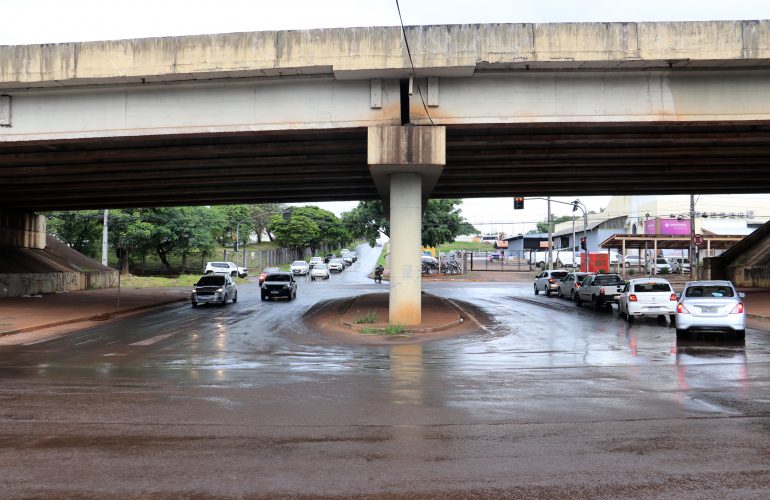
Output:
[
  {"xmin": 0, "ymin": 270, "xmax": 118, "ymax": 298},
  {"xmin": 728, "ymin": 264, "xmax": 770, "ymax": 289}
]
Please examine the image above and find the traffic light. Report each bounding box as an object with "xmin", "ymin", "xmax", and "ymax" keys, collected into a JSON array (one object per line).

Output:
[
  {"xmin": 580, "ymin": 237, "xmax": 587, "ymax": 250},
  {"xmin": 514, "ymin": 197, "xmax": 524, "ymax": 210}
]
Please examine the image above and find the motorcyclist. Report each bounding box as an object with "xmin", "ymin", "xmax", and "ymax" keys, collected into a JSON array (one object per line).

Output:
[{"xmin": 374, "ymin": 264, "xmax": 384, "ymax": 283}]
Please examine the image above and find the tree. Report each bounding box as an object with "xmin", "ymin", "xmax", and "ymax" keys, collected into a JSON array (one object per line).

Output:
[
  {"xmin": 46, "ymin": 210, "xmax": 103, "ymax": 257},
  {"xmin": 268, "ymin": 214, "xmax": 321, "ymax": 250},
  {"xmin": 342, "ymin": 199, "xmax": 473, "ymax": 248},
  {"xmin": 211, "ymin": 205, "xmax": 254, "ymax": 248},
  {"xmin": 250, "ymin": 203, "xmax": 286, "ymax": 243},
  {"xmin": 109, "ymin": 209, "xmax": 154, "ymax": 274},
  {"xmin": 290, "ymin": 206, "xmax": 351, "ymax": 252},
  {"xmin": 341, "ymin": 201, "xmax": 389, "ymax": 247},
  {"xmin": 532, "ymin": 215, "xmax": 575, "ymax": 234}
]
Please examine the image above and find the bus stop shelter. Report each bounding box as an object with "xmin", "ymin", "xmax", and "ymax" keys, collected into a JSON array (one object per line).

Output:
[{"xmin": 598, "ymin": 233, "xmax": 744, "ymax": 276}]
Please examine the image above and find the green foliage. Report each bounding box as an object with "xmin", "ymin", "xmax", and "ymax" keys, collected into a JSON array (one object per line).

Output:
[
  {"xmin": 46, "ymin": 210, "xmax": 104, "ymax": 257},
  {"xmin": 342, "ymin": 199, "xmax": 473, "ymax": 248},
  {"xmin": 341, "ymin": 200, "xmax": 389, "ymax": 247},
  {"xmin": 354, "ymin": 311, "xmax": 378, "ymax": 324},
  {"xmin": 268, "ymin": 205, "xmax": 350, "ymax": 251},
  {"xmin": 359, "ymin": 324, "xmax": 409, "ymax": 336},
  {"xmin": 531, "ymin": 215, "xmax": 576, "ymax": 234},
  {"xmin": 211, "ymin": 205, "xmax": 253, "ymax": 247},
  {"xmin": 250, "ymin": 203, "xmax": 286, "ymax": 242}
]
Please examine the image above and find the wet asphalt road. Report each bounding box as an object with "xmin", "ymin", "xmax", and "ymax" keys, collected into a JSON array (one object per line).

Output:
[{"xmin": 1, "ymin": 244, "xmax": 769, "ymax": 498}]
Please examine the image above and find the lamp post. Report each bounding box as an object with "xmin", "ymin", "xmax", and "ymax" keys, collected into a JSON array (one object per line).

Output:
[{"xmin": 571, "ymin": 200, "xmax": 588, "ymax": 272}]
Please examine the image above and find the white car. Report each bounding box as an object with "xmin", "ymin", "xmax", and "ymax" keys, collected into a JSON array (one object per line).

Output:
[
  {"xmin": 533, "ymin": 269, "xmax": 569, "ymax": 296},
  {"xmin": 309, "ymin": 256, "xmax": 324, "ymax": 269},
  {"xmin": 675, "ymin": 280, "xmax": 746, "ymax": 338},
  {"xmin": 618, "ymin": 278, "xmax": 677, "ymax": 323},
  {"xmin": 290, "ymin": 260, "xmax": 310, "ymax": 275},
  {"xmin": 204, "ymin": 261, "xmax": 248, "ymax": 278},
  {"xmin": 327, "ymin": 258, "xmax": 344, "ymax": 272},
  {"xmin": 647, "ymin": 257, "xmax": 672, "ymax": 274},
  {"xmin": 310, "ymin": 263, "xmax": 330, "ymax": 280}
]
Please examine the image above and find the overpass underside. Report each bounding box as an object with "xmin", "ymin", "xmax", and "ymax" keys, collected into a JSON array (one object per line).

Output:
[{"xmin": 3, "ymin": 121, "xmax": 770, "ymax": 211}]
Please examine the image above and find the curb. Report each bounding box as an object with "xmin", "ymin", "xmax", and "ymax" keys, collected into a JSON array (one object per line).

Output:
[{"xmin": 0, "ymin": 298, "xmax": 187, "ymax": 337}]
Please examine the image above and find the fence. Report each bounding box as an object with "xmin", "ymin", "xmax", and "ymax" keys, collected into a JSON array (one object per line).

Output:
[
  {"xmin": 126, "ymin": 246, "xmax": 335, "ymax": 275},
  {"xmin": 468, "ymin": 250, "xmax": 532, "ymax": 272}
]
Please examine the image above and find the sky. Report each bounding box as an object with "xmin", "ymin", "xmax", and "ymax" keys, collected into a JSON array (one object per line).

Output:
[{"xmin": 3, "ymin": 0, "xmax": 770, "ymax": 234}]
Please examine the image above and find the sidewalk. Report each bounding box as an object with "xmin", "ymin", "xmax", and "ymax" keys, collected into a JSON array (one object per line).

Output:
[{"xmin": 0, "ymin": 287, "xmax": 188, "ymax": 338}]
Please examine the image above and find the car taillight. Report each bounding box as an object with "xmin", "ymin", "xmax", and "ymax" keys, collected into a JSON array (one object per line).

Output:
[
  {"xmin": 670, "ymin": 293, "xmax": 677, "ymax": 301},
  {"xmin": 730, "ymin": 303, "xmax": 744, "ymax": 314},
  {"xmin": 677, "ymin": 303, "xmax": 690, "ymax": 314},
  {"xmin": 599, "ymin": 288, "xmax": 605, "ymax": 296},
  {"xmin": 548, "ymin": 278, "xmax": 555, "ymax": 284},
  {"xmin": 575, "ymin": 283, "xmax": 581, "ymax": 288},
  {"xmin": 629, "ymin": 294, "xmax": 637, "ymax": 302}
]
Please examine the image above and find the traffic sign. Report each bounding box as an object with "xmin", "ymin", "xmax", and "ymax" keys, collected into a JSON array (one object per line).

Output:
[{"xmin": 693, "ymin": 234, "xmax": 704, "ymax": 246}]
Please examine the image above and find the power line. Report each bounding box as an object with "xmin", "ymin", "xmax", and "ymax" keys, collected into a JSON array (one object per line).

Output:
[{"xmin": 394, "ymin": 0, "xmax": 435, "ymax": 126}]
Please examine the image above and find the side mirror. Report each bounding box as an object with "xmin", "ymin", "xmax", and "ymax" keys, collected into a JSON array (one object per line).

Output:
[{"xmin": 738, "ymin": 292, "xmax": 746, "ymax": 298}]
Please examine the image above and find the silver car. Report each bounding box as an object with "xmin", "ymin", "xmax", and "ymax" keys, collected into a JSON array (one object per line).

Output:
[
  {"xmin": 557, "ymin": 272, "xmax": 595, "ymax": 300},
  {"xmin": 675, "ymin": 280, "xmax": 746, "ymax": 338},
  {"xmin": 534, "ymin": 269, "xmax": 569, "ymax": 296},
  {"xmin": 191, "ymin": 274, "xmax": 237, "ymax": 307}
]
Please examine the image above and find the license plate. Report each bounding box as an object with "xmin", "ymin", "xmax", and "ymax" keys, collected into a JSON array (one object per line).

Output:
[
  {"xmin": 613, "ymin": 295, "xmax": 620, "ymax": 300},
  {"xmin": 271, "ymin": 291, "xmax": 280, "ymax": 295}
]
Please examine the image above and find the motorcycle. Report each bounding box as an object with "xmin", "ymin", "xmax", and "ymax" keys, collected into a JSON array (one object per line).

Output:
[{"xmin": 374, "ymin": 266, "xmax": 384, "ymax": 284}]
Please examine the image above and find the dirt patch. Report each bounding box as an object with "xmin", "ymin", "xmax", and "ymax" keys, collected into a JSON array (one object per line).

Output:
[{"xmin": 303, "ymin": 292, "xmax": 491, "ymax": 345}]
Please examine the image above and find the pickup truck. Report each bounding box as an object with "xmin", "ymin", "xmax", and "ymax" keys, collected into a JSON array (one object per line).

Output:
[{"xmin": 575, "ymin": 273, "xmax": 626, "ymax": 311}]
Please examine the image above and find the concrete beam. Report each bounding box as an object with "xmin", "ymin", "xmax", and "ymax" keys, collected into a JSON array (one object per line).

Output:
[
  {"xmin": 2, "ymin": 22, "xmax": 770, "ymax": 90},
  {"xmin": 0, "ymin": 212, "xmax": 46, "ymax": 249}
]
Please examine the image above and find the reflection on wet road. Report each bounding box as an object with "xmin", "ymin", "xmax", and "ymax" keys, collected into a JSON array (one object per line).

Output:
[{"xmin": 1, "ymin": 243, "xmax": 769, "ymax": 497}]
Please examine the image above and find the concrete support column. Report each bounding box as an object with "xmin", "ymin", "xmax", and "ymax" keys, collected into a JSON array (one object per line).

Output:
[
  {"xmin": 0, "ymin": 211, "xmax": 46, "ymax": 249},
  {"xmin": 368, "ymin": 126, "xmax": 446, "ymax": 326},
  {"xmin": 389, "ymin": 173, "xmax": 423, "ymax": 325}
]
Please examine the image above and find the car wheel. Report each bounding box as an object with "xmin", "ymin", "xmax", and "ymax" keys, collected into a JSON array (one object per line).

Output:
[
  {"xmin": 593, "ymin": 296, "xmax": 602, "ymax": 312},
  {"xmin": 675, "ymin": 328, "xmax": 688, "ymax": 338},
  {"xmin": 557, "ymin": 288, "xmax": 563, "ymax": 298},
  {"xmin": 669, "ymin": 315, "xmax": 676, "ymax": 327},
  {"xmin": 232, "ymin": 292, "xmax": 238, "ymax": 304},
  {"xmin": 544, "ymin": 287, "xmax": 550, "ymax": 297},
  {"xmin": 733, "ymin": 329, "xmax": 746, "ymax": 340},
  {"xmin": 534, "ymin": 285, "xmax": 539, "ymax": 295},
  {"xmin": 231, "ymin": 271, "xmax": 237, "ymax": 277},
  {"xmin": 575, "ymin": 294, "xmax": 582, "ymax": 307},
  {"xmin": 625, "ymin": 310, "xmax": 633, "ymax": 324},
  {"xmin": 261, "ymin": 295, "xmax": 267, "ymax": 301},
  {"xmin": 191, "ymin": 301, "xmax": 197, "ymax": 308},
  {"xmin": 222, "ymin": 295, "xmax": 228, "ymax": 306}
]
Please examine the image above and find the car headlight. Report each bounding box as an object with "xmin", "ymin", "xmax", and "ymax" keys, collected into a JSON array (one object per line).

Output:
[
  {"xmin": 191, "ymin": 289, "xmax": 197, "ymax": 294},
  {"xmin": 261, "ymin": 284, "xmax": 267, "ymax": 289},
  {"xmin": 282, "ymin": 285, "xmax": 289, "ymax": 289},
  {"xmin": 216, "ymin": 288, "xmax": 223, "ymax": 293}
]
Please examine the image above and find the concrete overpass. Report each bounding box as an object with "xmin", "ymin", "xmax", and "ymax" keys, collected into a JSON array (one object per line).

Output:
[{"xmin": 2, "ymin": 21, "xmax": 770, "ymax": 322}]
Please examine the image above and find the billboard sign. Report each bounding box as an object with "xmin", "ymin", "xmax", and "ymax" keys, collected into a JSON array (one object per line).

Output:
[{"xmin": 644, "ymin": 218, "xmax": 691, "ymax": 236}]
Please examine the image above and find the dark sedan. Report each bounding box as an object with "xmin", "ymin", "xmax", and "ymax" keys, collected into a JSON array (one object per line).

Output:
[{"xmin": 260, "ymin": 272, "xmax": 297, "ymax": 301}]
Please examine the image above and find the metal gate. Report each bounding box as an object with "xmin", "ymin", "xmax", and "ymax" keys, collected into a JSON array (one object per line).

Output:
[{"xmin": 468, "ymin": 250, "xmax": 532, "ymax": 272}]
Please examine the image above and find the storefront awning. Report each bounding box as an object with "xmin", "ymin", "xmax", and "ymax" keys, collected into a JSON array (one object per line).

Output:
[{"xmin": 599, "ymin": 233, "xmax": 744, "ymax": 251}]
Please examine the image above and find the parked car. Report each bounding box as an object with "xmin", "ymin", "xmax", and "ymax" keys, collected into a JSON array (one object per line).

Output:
[
  {"xmin": 618, "ymin": 278, "xmax": 677, "ymax": 323},
  {"xmin": 309, "ymin": 256, "xmax": 324, "ymax": 269},
  {"xmin": 261, "ymin": 272, "xmax": 297, "ymax": 301},
  {"xmin": 204, "ymin": 261, "xmax": 248, "ymax": 278},
  {"xmin": 258, "ymin": 267, "xmax": 281, "ymax": 286},
  {"xmin": 576, "ymin": 273, "xmax": 625, "ymax": 310},
  {"xmin": 675, "ymin": 280, "xmax": 745, "ymax": 338},
  {"xmin": 557, "ymin": 272, "xmax": 595, "ymax": 300},
  {"xmin": 191, "ymin": 274, "xmax": 237, "ymax": 307},
  {"xmin": 647, "ymin": 257, "xmax": 672, "ymax": 274},
  {"xmin": 623, "ymin": 255, "xmax": 642, "ymax": 268},
  {"xmin": 668, "ymin": 257, "xmax": 691, "ymax": 274},
  {"xmin": 310, "ymin": 263, "xmax": 330, "ymax": 280},
  {"xmin": 290, "ymin": 260, "xmax": 310, "ymax": 276},
  {"xmin": 533, "ymin": 269, "xmax": 569, "ymax": 296},
  {"xmin": 327, "ymin": 258, "xmax": 345, "ymax": 272}
]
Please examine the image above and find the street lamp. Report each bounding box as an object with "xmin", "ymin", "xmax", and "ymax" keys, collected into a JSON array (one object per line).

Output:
[{"xmin": 571, "ymin": 200, "xmax": 588, "ymax": 271}]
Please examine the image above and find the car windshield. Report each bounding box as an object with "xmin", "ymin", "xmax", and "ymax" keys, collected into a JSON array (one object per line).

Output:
[
  {"xmin": 331, "ymin": 259, "xmax": 342, "ymax": 263},
  {"xmin": 196, "ymin": 276, "xmax": 225, "ymax": 286},
  {"xmin": 594, "ymin": 275, "xmax": 624, "ymax": 285},
  {"xmin": 291, "ymin": 261, "xmax": 306, "ymax": 266},
  {"xmin": 576, "ymin": 273, "xmax": 591, "ymax": 279},
  {"xmin": 634, "ymin": 282, "xmax": 672, "ymax": 292},
  {"xmin": 266, "ymin": 274, "xmax": 291, "ymax": 282},
  {"xmin": 314, "ymin": 264, "xmax": 327, "ymax": 270},
  {"xmin": 656, "ymin": 259, "xmax": 668, "ymax": 264},
  {"xmin": 551, "ymin": 272, "xmax": 568, "ymax": 278},
  {"xmin": 685, "ymin": 285, "xmax": 734, "ymax": 298},
  {"xmin": 211, "ymin": 263, "xmax": 229, "ymax": 268}
]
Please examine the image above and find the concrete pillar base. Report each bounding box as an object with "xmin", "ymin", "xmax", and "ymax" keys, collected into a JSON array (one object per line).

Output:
[{"xmin": 0, "ymin": 211, "xmax": 46, "ymax": 249}]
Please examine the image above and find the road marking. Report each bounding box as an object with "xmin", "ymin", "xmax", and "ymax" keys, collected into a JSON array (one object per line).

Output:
[
  {"xmin": 74, "ymin": 338, "xmax": 99, "ymax": 346},
  {"xmin": 130, "ymin": 332, "xmax": 176, "ymax": 346},
  {"xmin": 103, "ymin": 353, "xmax": 125, "ymax": 357}
]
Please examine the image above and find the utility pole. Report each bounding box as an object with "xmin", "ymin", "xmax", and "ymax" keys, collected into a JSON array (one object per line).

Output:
[
  {"xmin": 546, "ymin": 196, "xmax": 553, "ymax": 270},
  {"xmin": 690, "ymin": 194, "xmax": 696, "ymax": 279},
  {"xmin": 101, "ymin": 209, "xmax": 109, "ymax": 266}
]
